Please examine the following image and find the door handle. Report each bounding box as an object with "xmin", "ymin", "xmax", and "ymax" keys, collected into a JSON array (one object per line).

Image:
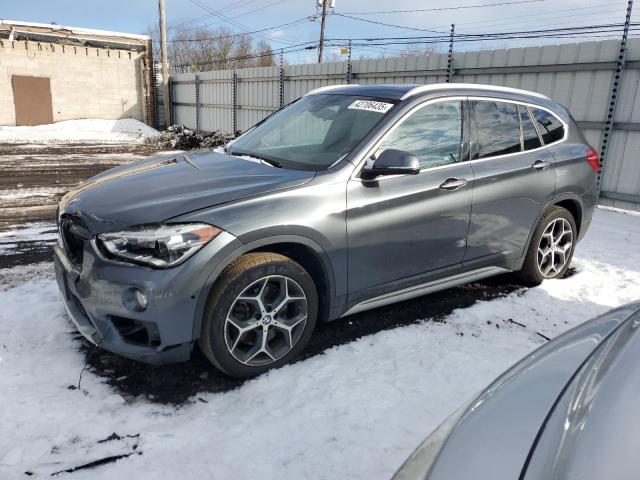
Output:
[
  {"xmin": 439, "ymin": 177, "xmax": 468, "ymax": 191},
  {"xmin": 532, "ymin": 160, "xmax": 551, "ymax": 170}
]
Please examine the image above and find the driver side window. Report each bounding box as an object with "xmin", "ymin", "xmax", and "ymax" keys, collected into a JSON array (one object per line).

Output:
[{"xmin": 378, "ymin": 100, "xmax": 462, "ymax": 169}]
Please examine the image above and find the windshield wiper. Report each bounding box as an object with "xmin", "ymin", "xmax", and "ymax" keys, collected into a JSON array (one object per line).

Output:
[{"xmin": 230, "ymin": 150, "xmax": 283, "ymax": 168}]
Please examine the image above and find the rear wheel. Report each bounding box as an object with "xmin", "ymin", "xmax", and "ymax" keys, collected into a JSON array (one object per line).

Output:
[
  {"xmin": 518, "ymin": 206, "xmax": 577, "ymax": 285},
  {"xmin": 198, "ymin": 252, "xmax": 318, "ymax": 378}
]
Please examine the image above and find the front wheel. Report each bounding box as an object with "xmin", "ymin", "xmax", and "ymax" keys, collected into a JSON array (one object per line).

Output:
[
  {"xmin": 518, "ymin": 206, "xmax": 577, "ymax": 285},
  {"xmin": 198, "ymin": 252, "xmax": 318, "ymax": 378}
]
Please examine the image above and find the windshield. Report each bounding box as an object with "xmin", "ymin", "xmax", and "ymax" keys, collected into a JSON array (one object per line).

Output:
[{"xmin": 229, "ymin": 94, "xmax": 397, "ymax": 171}]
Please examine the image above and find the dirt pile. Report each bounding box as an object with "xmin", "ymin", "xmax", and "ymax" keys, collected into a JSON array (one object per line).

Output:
[{"xmin": 145, "ymin": 125, "xmax": 238, "ymax": 150}]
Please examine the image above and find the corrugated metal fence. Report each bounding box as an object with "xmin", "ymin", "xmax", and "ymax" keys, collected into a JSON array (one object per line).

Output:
[{"xmin": 170, "ymin": 38, "xmax": 640, "ymax": 211}]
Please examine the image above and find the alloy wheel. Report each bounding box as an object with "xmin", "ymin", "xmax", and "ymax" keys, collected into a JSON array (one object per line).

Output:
[
  {"xmin": 537, "ymin": 218, "xmax": 573, "ymax": 278},
  {"xmin": 224, "ymin": 275, "xmax": 308, "ymax": 366}
]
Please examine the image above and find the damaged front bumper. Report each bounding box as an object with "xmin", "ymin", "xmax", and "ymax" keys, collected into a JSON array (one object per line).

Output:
[{"xmin": 53, "ymin": 230, "xmax": 239, "ymax": 365}]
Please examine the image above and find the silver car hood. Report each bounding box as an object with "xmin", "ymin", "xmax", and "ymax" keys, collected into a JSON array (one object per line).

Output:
[
  {"xmin": 523, "ymin": 303, "xmax": 640, "ymax": 480},
  {"xmin": 58, "ymin": 150, "xmax": 316, "ymax": 233},
  {"xmin": 397, "ymin": 302, "xmax": 640, "ymax": 480}
]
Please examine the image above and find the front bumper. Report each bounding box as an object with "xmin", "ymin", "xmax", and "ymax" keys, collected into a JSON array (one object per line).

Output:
[{"xmin": 53, "ymin": 231, "xmax": 239, "ymax": 365}]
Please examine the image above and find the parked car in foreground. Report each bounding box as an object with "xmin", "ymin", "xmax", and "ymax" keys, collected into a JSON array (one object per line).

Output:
[
  {"xmin": 54, "ymin": 83, "xmax": 599, "ymax": 377},
  {"xmin": 393, "ymin": 302, "xmax": 640, "ymax": 480}
]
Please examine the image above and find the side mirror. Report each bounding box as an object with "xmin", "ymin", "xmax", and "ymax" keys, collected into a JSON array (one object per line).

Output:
[{"xmin": 363, "ymin": 149, "xmax": 421, "ymax": 179}]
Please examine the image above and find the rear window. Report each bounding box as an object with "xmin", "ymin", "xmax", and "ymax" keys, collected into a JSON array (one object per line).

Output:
[
  {"xmin": 473, "ymin": 101, "xmax": 521, "ymax": 159},
  {"xmin": 530, "ymin": 108, "xmax": 565, "ymax": 144}
]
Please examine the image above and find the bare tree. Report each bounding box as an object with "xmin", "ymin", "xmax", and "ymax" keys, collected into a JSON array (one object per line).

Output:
[
  {"xmin": 233, "ymin": 34, "xmax": 254, "ymax": 69},
  {"xmin": 255, "ymin": 39, "xmax": 276, "ymax": 67},
  {"xmin": 397, "ymin": 45, "xmax": 442, "ymax": 57},
  {"xmin": 147, "ymin": 23, "xmax": 277, "ymax": 73}
]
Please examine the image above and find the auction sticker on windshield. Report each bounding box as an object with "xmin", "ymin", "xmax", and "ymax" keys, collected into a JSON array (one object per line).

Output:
[{"xmin": 348, "ymin": 100, "xmax": 394, "ymax": 113}]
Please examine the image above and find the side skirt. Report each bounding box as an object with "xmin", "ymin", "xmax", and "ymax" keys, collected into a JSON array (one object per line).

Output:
[{"xmin": 340, "ymin": 266, "xmax": 510, "ymax": 318}]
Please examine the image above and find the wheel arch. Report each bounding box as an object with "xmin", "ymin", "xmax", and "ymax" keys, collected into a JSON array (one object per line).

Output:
[
  {"xmin": 193, "ymin": 235, "xmax": 337, "ymax": 340},
  {"xmin": 554, "ymin": 197, "xmax": 583, "ymax": 235},
  {"xmin": 517, "ymin": 194, "xmax": 584, "ymax": 271}
]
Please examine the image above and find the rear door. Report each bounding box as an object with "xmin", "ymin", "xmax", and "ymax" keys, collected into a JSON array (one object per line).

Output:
[
  {"xmin": 346, "ymin": 98, "xmax": 474, "ymax": 300},
  {"xmin": 464, "ymin": 99, "xmax": 556, "ymax": 266}
]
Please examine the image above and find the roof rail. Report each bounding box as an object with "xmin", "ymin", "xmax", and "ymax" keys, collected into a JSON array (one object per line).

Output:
[
  {"xmin": 400, "ymin": 83, "xmax": 550, "ymax": 101},
  {"xmin": 305, "ymin": 84, "xmax": 360, "ymax": 95}
]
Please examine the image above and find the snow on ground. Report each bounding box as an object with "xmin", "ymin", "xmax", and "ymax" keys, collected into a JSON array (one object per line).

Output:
[
  {"xmin": 0, "ymin": 119, "xmax": 158, "ymax": 145},
  {"xmin": 0, "ymin": 189, "xmax": 65, "ymax": 201},
  {"xmin": 0, "ymin": 208, "xmax": 639, "ymax": 479},
  {"xmin": 0, "ymin": 222, "xmax": 57, "ymax": 254}
]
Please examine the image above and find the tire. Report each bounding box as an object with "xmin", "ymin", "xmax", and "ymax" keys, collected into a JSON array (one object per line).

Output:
[
  {"xmin": 518, "ymin": 205, "xmax": 577, "ymax": 285},
  {"xmin": 198, "ymin": 252, "xmax": 318, "ymax": 378}
]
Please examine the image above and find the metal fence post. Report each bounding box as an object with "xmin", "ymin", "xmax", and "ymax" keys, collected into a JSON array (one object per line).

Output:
[
  {"xmin": 168, "ymin": 76, "xmax": 174, "ymax": 127},
  {"xmin": 232, "ymin": 71, "xmax": 238, "ymax": 133},
  {"xmin": 346, "ymin": 39, "xmax": 353, "ymax": 84},
  {"xmin": 279, "ymin": 49, "xmax": 284, "ymax": 109},
  {"xmin": 194, "ymin": 72, "xmax": 200, "ymax": 133},
  {"xmin": 597, "ymin": 0, "xmax": 633, "ymax": 198},
  {"xmin": 446, "ymin": 24, "xmax": 455, "ymax": 82}
]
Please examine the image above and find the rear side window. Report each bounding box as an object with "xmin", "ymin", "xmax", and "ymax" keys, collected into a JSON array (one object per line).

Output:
[
  {"xmin": 519, "ymin": 105, "xmax": 542, "ymax": 150},
  {"xmin": 379, "ymin": 100, "xmax": 462, "ymax": 169},
  {"xmin": 530, "ymin": 108, "xmax": 565, "ymax": 144},
  {"xmin": 473, "ymin": 101, "xmax": 521, "ymax": 159}
]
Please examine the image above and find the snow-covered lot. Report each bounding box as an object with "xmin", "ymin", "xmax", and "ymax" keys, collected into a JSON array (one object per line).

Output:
[
  {"xmin": 1, "ymin": 208, "xmax": 639, "ymax": 479},
  {"xmin": 0, "ymin": 119, "xmax": 158, "ymax": 145}
]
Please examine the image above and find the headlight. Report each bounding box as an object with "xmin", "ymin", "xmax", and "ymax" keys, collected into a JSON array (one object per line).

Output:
[{"xmin": 97, "ymin": 223, "xmax": 221, "ymax": 268}]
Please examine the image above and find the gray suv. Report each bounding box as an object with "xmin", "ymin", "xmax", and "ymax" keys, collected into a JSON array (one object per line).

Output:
[{"xmin": 54, "ymin": 83, "xmax": 599, "ymax": 378}]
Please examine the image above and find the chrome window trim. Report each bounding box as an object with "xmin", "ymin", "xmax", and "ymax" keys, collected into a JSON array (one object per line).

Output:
[
  {"xmin": 351, "ymin": 95, "xmax": 568, "ymax": 182},
  {"xmin": 467, "ymin": 96, "xmax": 568, "ymax": 161}
]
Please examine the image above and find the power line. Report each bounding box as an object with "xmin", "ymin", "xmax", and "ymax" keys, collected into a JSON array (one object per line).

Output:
[
  {"xmin": 186, "ymin": 0, "xmax": 302, "ymax": 45},
  {"xmin": 449, "ymin": 2, "xmax": 623, "ymax": 29},
  {"xmin": 453, "ymin": 6, "xmax": 626, "ymax": 33},
  {"xmin": 175, "ymin": 0, "xmax": 291, "ymax": 29},
  {"xmin": 331, "ymin": 13, "xmax": 447, "ymax": 34},
  {"xmin": 338, "ymin": 0, "xmax": 545, "ymax": 15},
  {"xmin": 168, "ymin": 17, "xmax": 311, "ymax": 42},
  {"xmin": 172, "ymin": 41, "xmax": 315, "ymax": 68},
  {"xmin": 325, "ymin": 22, "xmax": 637, "ymax": 43}
]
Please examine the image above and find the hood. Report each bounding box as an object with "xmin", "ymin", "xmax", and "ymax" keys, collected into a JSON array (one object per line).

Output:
[
  {"xmin": 523, "ymin": 303, "xmax": 640, "ymax": 480},
  {"xmin": 58, "ymin": 150, "xmax": 315, "ymax": 232},
  {"xmin": 397, "ymin": 302, "xmax": 640, "ymax": 480}
]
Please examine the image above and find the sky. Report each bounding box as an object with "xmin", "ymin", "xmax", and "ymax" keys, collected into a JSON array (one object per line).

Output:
[{"xmin": 1, "ymin": 0, "xmax": 636, "ymax": 63}]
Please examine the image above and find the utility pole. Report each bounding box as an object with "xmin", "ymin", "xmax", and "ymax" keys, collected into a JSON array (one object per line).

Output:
[
  {"xmin": 159, "ymin": 0, "xmax": 171, "ymax": 128},
  {"xmin": 317, "ymin": 0, "xmax": 328, "ymax": 63}
]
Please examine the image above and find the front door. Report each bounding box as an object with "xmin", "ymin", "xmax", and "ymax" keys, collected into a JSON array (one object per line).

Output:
[
  {"xmin": 464, "ymin": 99, "xmax": 556, "ymax": 266},
  {"xmin": 346, "ymin": 99, "xmax": 473, "ymax": 302}
]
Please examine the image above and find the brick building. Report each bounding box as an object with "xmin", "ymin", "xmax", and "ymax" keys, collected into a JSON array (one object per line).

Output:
[{"xmin": 0, "ymin": 20, "xmax": 155, "ymax": 127}]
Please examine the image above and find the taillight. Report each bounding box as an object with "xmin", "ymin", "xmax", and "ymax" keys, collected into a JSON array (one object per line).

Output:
[{"xmin": 586, "ymin": 148, "xmax": 600, "ymax": 173}]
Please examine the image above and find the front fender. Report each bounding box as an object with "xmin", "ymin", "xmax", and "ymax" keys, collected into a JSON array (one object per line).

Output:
[{"xmin": 191, "ymin": 234, "xmax": 340, "ymax": 340}]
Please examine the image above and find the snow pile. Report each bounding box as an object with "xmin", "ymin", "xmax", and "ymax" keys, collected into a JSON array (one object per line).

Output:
[
  {"xmin": 145, "ymin": 125, "xmax": 236, "ymax": 150},
  {"xmin": 0, "ymin": 119, "xmax": 159, "ymax": 145},
  {"xmin": 0, "ymin": 209, "xmax": 639, "ymax": 478}
]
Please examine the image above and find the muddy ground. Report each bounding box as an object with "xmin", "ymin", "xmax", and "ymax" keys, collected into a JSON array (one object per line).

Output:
[
  {"xmin": 2, "ymin": 144, "xmax": 543, "ymax": 405},
  {"xmin": 0, "ymin": 145, "xmax": 166, "ymax": 230}
]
